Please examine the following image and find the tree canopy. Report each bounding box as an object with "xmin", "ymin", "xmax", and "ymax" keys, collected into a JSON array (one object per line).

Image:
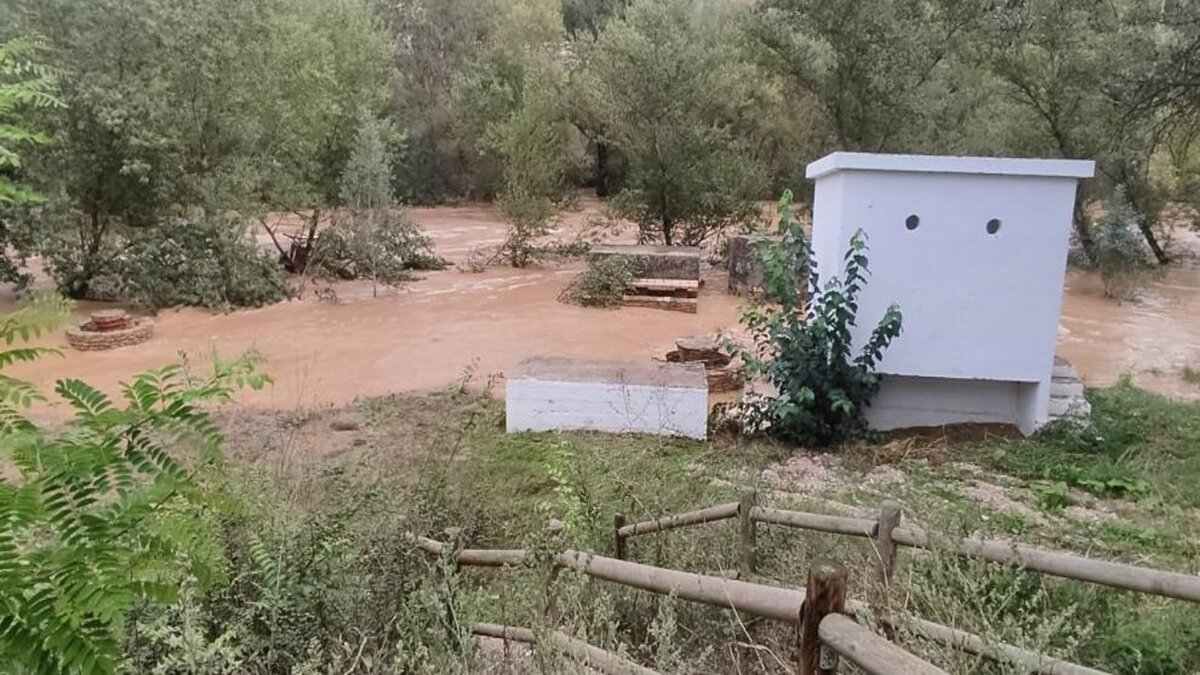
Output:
[{"xmin": 0, "ymin": 0, "xmax": 1196, "ymax": 300}]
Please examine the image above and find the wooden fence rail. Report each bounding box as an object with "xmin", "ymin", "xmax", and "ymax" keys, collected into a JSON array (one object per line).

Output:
[
  {"xmin": 869, "ymin": 609, "xmax": 1108, "ymax": 675},
  {"xmin": 819, "ymin": 614, "xmax": 946, "ymax": 675},
  {"xmin": 411, "ymin": 535, "xmax": 1095, "ymax": 674},
  {"xmin": 612, "ymin": 491, "xmax": 1200, "ymax": 605},
  {"xmin": 890, "ymin": 527, "xmax": 1200, "ymax": 603},
  {"xmin": 473, "ymin": 622, "xmax": 660, "ymax": 675},
  {"xmin": 616, "ymin": 501, "xmax": 739, "ymax": 538}
]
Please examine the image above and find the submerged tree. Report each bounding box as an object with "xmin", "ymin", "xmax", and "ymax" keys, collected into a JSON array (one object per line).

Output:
[
  {"xmin": 493, "ymin": 68, "xmax": 573, "ymax": 268},
  {"xmin": 317, "ymin": 112, "xmax": 442, "ymax": 294}
]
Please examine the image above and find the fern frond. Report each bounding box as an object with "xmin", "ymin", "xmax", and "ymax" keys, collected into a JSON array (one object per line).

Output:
[
  {"xmin": 0, "ymin": 346, "xmax": 60, "ymax": 369},
  {"xmin": 0, "ymin": 374, "xmax": 46, "ymax": 409},
  {"xmin": 54, "ymin": 379, "xmax": 114, "ymax": 420}
]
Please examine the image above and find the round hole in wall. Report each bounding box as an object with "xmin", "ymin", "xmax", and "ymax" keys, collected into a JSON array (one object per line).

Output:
[
  {"xmin": 986, "ymin": 218, "xmax": 1002, "ymax": 235},
  {"xmin": 905, "ymin": 214, "xmax": 920, "ymax": 231}
]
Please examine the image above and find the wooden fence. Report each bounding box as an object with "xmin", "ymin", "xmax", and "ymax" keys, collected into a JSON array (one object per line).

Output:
[
  {"xmin": 613, "ymin": 491, "xmax": 1200, "ymax": 604},
  {"xmin": 413, "ymin": 535, "xmax": 946, "ymax": 674},
  {"xmin": 411, "ymin": 491, "xmax": 1199, "ymax": 673}
]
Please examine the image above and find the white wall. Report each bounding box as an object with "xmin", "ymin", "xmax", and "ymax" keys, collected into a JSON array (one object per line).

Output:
[
  {"xmin": 808, "ymin": 153, "xmax": 1093, "ymax": 433},
  {"xmin": 506, "ymin": 379, "xmax": 708, "ymax": 440}
]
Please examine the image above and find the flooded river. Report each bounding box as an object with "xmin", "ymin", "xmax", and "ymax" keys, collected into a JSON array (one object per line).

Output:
[{"xmin": 2, "ymin": 201, "xmax": 1197, "ymax": 419}]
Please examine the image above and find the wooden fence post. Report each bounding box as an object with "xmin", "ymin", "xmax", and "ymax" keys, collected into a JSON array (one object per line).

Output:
[
  {"xmin": 545, "ymin": 519, "xmax": 564, "ymax": 623},
  {"xmin": 874, "ymin": 501, "xmax": 902, "ymax": 586},
  {"xmin": 800, "ymin": 560, "xmax": 847, "ymax": 675},
  {"xmin": 614, "ymin": 512, "xmax": 627, "ymax": 560},
  {"xmin": 739, "ymin": 490, "xmax": 757, "ymax": 577}
]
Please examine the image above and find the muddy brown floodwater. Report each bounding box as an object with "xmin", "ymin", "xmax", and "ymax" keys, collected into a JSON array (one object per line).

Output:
[{"xmin": 3, "ymin": 200, "xmax": 1198, "ymax": 420}]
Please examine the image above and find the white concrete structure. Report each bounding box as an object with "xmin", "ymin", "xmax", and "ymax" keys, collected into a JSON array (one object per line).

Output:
[
  {"xmin": 506, "ymin": 357, "xmax": 709, "ymax": 440},
  {"xmin": 806, "ymin": 152, "xmax": 1095, "ymax": 434}
]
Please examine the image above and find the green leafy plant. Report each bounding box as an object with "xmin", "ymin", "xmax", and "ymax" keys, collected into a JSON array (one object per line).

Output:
[
  {"xmin": 0, "ymin": 36, "xmax": 61, "ymax": 287},
  {"xmin": 0, "ymin": 294, "xmax": 270, "ymax": 673},
  {"xmin": 0, "ymin": 36, "xmax": 60, "ymax": 207},
  {"xmin": 559, "ymin": 256, "xmax": 636, "ymax": 308},
  {"xmin": 736, "ymin": 190, "xmax": 901, "ymax": 446},
  {"xmin": 1034, "ymin": 481, "xmax": 1071, "ymax": 512},
  {"xmin": 106, "ymin": 212, "xmax": 290, "ymax": 310},
  {"xmin": 1089, "ymin": 186, "xmax": 1155, "ymax": 299}
]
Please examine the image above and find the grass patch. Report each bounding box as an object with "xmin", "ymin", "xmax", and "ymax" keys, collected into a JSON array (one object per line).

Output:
[
  {"xmin": 194, "ymin": 381, "xmax": 1200, "ymax": 673},
  {"xmin": 976, "ymin": 378, "xmax": 1200, "ymax": 507}
]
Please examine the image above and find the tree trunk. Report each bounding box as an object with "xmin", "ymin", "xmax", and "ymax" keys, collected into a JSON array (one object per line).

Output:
[
  {"xmin": 1072, "ymin": 196, "xmax": 1098, "ymax": 266},
  {"xmin": 286, "ymin": 208, "xmax": 322, "ymax": 274},
  {"xmin": 595, "ymin": 142, "xmax": 609, "ymax": 198},
  {"xmin": 1138, "ymin": 220, "xmax": 1169, "ymax": 264},
  {"xmin": 1116, "ymin": 166, "xmax": 1170, "ymax": 264}
]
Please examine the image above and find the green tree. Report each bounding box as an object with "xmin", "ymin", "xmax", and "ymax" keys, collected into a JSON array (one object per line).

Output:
[
  {"xmin": 493, "ymin": 68, "xmax": 573, "ymax": 267},
  {"xmin": 8, "ymin": 0, "xmax": 280, "ymax": 296},
  {"xmin": 4, "ymin": 0, "xmax": 392, "ymax": 293},
  {"xmin": 756, "ymin": 0, "xmax": 984, "ymax": 153},
  {"xmin": 374, "ymin": 0, "xmax": 491, "ymax": 203},
  {"xmin": 562, "ymin": 0, "xmax": 628, "ymax": 39},
  {"xmin": 0, "ymin": 37, "xmax": 58, "ymax": 206},
  {"xmin": 977, "ymin": 0, "xmax": 1172, "ymax": 263},
  {"xmin": 0, "ymin": 36, "xmax": 60, "ymax": 286},
  {"xmin": 450, "ymin": 0, "xmax": 569, "ymax": 201},
  {"xmin": 252, "ymin": 0, "xmax": 394, "ymax": 274},
  {"xmin": 1090, "ymin": 185, "xmax": 1154, "ymax": 298},
  {"xmin": 0, "ymin": 295, "xmax": 269, "ymax": 673},
  {"xmin": 592, "ymin": 0, "xmax": 766, "ymax": 245},
  {"xmin": 316, "ymin": 112, "xmax": 442, "ymax": 292}
]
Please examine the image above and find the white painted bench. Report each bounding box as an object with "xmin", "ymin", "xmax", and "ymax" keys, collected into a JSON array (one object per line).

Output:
[{"xmin": 506, "ymin": 357, "xmax": 709, "ymax": 440}]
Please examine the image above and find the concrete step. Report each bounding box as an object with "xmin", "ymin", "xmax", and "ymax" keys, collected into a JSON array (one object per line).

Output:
[
  {"xmin": 622, "ymin": 295, "xmax": 698, "ymax": 313},
  {"xmin": 1048, "ymin": 356, "xmax": 1091, "ymax": 423}
]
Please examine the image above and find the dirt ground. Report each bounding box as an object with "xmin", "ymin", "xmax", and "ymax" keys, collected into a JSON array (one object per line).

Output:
[{"xmin": 3, "ymin": 199, "xmax": 1200, "ymax": 421}]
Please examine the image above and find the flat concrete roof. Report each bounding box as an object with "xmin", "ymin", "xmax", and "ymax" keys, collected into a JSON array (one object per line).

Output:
[
  {"xmin": 510, "ymin": 357, "xmax": 707, "ymax": 389},
  {"xmin": 806, "ymin": 152, "xmax": 1096, "ymax": 180}
]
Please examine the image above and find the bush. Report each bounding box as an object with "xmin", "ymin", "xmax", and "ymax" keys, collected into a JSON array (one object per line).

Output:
[
  {"xmin": 735, "ymin": 190, "xmax": 902, "ymax": 447},
  {"xmin": 559, "ymin": 256, "xmax": 636, "ymax": 308},
  {"xmin": 110, "ymin": 214, "xmax": 290, "ymax": 310},
  {"xmin": 0, "ymin": 295, "xmax": 270, "ymax": 673},
  {"xmin": 313, "ymin": 212, "xmax": 446, "ymax": 283},
  {"xmin": 313, "ymin": 112, "xmax": 446, "ymax": 293},
  {"xmin": 1091, "ymin": 186, "xmax": 1155, "ymax": 299},
  {"xmin": 124, "ymin": 476, "xmax": 481, "ymax": 673}
]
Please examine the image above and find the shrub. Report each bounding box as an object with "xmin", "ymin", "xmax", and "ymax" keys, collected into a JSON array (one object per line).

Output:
[
  {"xmin": 735, "ymin": 190, "xmax": 902, "ymax": 446},
  {"xmin": 110, "ymin": 213, "xmax": 290, "ymax": 310},
  {"xmin": 313, "ymin": 213, "xmax": 446, "ymax": 282},
  {"xmin": 315, "ymin": 112, "xmax": 446, "ymax": 294},
  {"xmin": 0, "ymin": 294, "xmax": 270, "ymax": 673},
  {"xmin": 559, "ymin": 256, "xmax": 636, "ymax": 308},
  {"xmin": 1091, "ymin": 186, "xmax": 1155, "ymax": 298},
  {"xmin": 124, "ymin": 476, "xmax": 480, "ymax": 673}
]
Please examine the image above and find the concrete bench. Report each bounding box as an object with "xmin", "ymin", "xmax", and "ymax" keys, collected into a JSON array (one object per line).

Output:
[
  {"xmin": 589, "ymin": 244, "xmax": 701, "ymax": 281},
  {"xmin": 506, "ymin": 357, "xmax": 709, "ymax": 440}
]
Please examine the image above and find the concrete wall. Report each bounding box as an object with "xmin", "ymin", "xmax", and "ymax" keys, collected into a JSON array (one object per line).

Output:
[
  {"xmin": 808, "ymin": 152, "xmax": 1093, "ymax": 433},
  {"xmin": 867, "ymin": 375, "xmax": 1043, "ymax": 434},
  {"xmin": 589, "ymin": 245, "xmax": 701, "ymax": 281},
  {"xmin": 506, "ymin": 358, "xmax": 709, "ymax": 440}
]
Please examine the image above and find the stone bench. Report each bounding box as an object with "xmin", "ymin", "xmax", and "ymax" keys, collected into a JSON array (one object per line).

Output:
[
  {"xmin": 589, "ymin": 244, "xmax": 701, "ymax": 281},
  {"xmin": 506, "ymin": 357, "xmax": 708, "ymax": 440}
]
